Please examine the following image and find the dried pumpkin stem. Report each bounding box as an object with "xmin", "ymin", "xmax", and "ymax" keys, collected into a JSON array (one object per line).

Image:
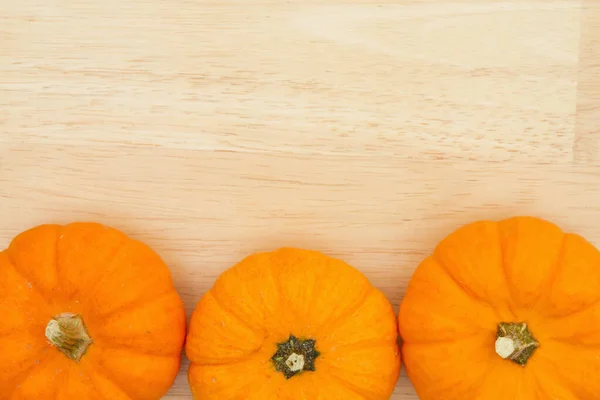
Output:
[
  {"xmin": 271, "ymin": 335, "xmax": 320, "ymax": 379},
  {"xmin": 45, "ymin": 313, "xmax": 93, "ymax": 362},
  {"xmin": 495, "ymin": 322, "xmax": 539, "ymax": 366}
]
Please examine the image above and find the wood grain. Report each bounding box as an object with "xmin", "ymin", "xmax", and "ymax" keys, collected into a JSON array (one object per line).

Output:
[
  {"xmin": 574, "ymin": 0, "xmax": 600, "ymax": 162},
  {"xmin": 1, "ymin": 1, "xmax": 599, "ymax": 399}
]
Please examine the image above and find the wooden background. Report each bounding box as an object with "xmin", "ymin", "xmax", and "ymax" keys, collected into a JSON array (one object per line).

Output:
[{"xmin": 1, "ymin": 0, "xmax": 599, "ymax": 398}]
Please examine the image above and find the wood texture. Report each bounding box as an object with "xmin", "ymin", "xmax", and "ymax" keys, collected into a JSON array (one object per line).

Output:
[{"xmin": 1, "ymin": 0, "xmax": 599, "ymax": 398}]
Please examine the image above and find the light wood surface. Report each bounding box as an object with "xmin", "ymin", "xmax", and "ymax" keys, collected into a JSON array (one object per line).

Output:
[{"xmin": 1, "ymin": 0, "xmax": 599, "ymax": 398}]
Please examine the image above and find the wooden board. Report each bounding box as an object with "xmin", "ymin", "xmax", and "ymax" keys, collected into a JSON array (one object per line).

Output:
[{"xmin": 1, "ymin": 0, "xmax": 599, "ymax": 398}]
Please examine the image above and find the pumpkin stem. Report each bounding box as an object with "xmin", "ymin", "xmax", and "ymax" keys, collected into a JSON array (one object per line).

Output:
[
  {"xmin": 271, "ymin": 335, "xmax": 320, "ymax": 379},
  {"xmin": 45, "ymin": 313, "xmax": 93, "ymax": 362},
  {"xmin": 495, "ymin": 322, "xmax": 539, "ymax": 366}
]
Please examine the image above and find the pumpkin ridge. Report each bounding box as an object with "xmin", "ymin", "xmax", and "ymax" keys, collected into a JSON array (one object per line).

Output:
[
  {"xmin": 185, "ymin": 291, "xmax": 266, "ymax": 365},
  {"xmin": 556, "ymin": 372, "xmax": 595, "ymax": 399},
  {"xmin": 483, "ymin": 363, "xmax": 506, "ymax": 397},
  {"xmin": 89, "ymin": 341, "xmax": 181, "ymax": 357},
  {"xmin": 263, "ymin": 254, "xmax": 316, "ymax": 335},
  {"xmin": 192, "ymin": 348, "xmax": 266, "ymax": 367},
  {"xmin": 189, "ymin": 362, "xmax": 274, "ymax": 399},
  {"xmin": 532, "ymin": 377, "xmax": 547, "ymax": 400},
  {"xmin": 86, "ymin": 236, "xmax": 174, "ymax": 310},
  {"xmin": 324, "ymin": 368, "xmax": 381, "ymax": 400},
  {"xmin": 93, "ymin": 288, "xmax": 176, "ymax": 321},
  {"xmin": 548, "ymin": 335, "xmax": 600, "ymax": 348},
  {"xmin": 5, "ymin": 350, "xmax": 58, "ymax": 399},
  {"xmin": 256, "ymin": 261, "xmax": 289, "ymax": 335},
  {"xmin": 540, "ymin": 232, "xmax": 568, "ymax": 301},
  {"xmin": 327, "ymin": 365, "xmax": 399, "ymax": 399},
  {"xmin": 59, "ymin": 365, "xmax": 106, "ymax": 400},
  {"xmin": 314, "ymin": 286, "xmax": 374, "ymax": 338},
  {"xmin": 0, "ymin": 251, "xmax": 50, "ymax": 334},
  {"xmin": 83, "ymin": 237, "xmax": 129, "ymax": 297},
  {"xmin": 5, "ymin": 250, "xmax": 51, "ymax": 303},
  {"xmin": 400, "ymin": 332, "xmax": 482, "ymax": 346},
  {"xmin": 55, "ymin": 363, "xmax": 75, "ymax": 400},
  {"xmin": 91, "ymin": 293, "xmax": 186, "ymax": 356},
  {"xmin": 531, "ymin": 366, "xmax": 579, "ymax": 399},
  {"xmin": 545, "ymin": 296, "xmax": 600, "ymax": 320},
  {"xmin": 267, "ymin": 255, "xmax": 291, "ymax": 334},
  {"xmin": 499, "ymin": 220, "xmax": 569, "ymax": 313},
  {"xmin": 53, "ymin": 226, "xmax": 63, "ymax": 301},
  {"xmin": 211, "ymin": 287, "xmax": 263, "ymax": 335},
  {"xmin": 473, "ymin": 362, "xmax": 517, "ymax": 399},
  {"xmin": 212, "ymin": 265, "xmax": 265, "ymax": 331},
  {"xmin": 431, "ymin": 253, "xmax": 506, "ymax": 321},
  {"xmin": 7, "ymin": 224, "xmax": 63, "ymax": 300},
  {"xmin": 402, "ymin": 335, "xmax": 488, "ymax": 351},
  {"xmin": 83, "ymin": 373, "xmax": 106, "ymax": 400},
  {"xmin": 86, "ymin": 237, "xmax": 172, "ymax": 310},
  {"xmin": 531, "ymin": 233, "xmax": 571, "ymax": 316},
  {"xmin": 93, "ymin": 285, "xmax": 174, "ymax": 320},
  {"xmin": 59, "ymin": 231, "xmax": 129, "ymax": 302},
  {"xmin": 192, "ymin": 355, "xmax": 254, "ymax": 367},
  {"xmin": 331, "ymin": 337, "xmax": 398, "ymax": 352},
  {"xmin": 83, "ymin": 362, "xmax": 135, "ymax": 400},
  {"xmin": 540, "ymin": 340, "xmax": 600, "ymax": 399},
  {"xmin": 497, "ymin": 223, "xmax": 519, "ymax": 315},
  {"xmin": 84, "ymin": 358, "xmax": 138, "ymax": 400}
]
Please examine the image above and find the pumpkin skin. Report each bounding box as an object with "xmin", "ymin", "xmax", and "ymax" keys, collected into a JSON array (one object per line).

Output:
[
  {"xmin": 186, "ymin": 247, "xmax": 401, "ymax": 400},
  {"xmin": 399, "ymin": 216, "xmax": 600, "ymax": 400},
  {"xmin": 0, "ymin": 223, "xmax": 186, "ymax": 400}
]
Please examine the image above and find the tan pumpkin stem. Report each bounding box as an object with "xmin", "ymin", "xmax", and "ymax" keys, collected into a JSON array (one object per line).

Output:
[
  {"xmin": 495, "ymin": 322, "xmax": 539, "ymax": 366},
  {"xmin": 45, "ymin": 313, "xmax": 93, "ymax": 362}
]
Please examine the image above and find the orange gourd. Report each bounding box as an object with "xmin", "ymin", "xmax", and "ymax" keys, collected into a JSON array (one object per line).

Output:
[
  {"xmin": 0, "ymin": 223, "xmax": 186, "ymax": 399},
  {"xmin": 399, "ymin": 216, "xmax": 600, "ymax": 399},
  {"xmin": 186, "ymin": 247, "xmax": 401, "ymax": 399}
]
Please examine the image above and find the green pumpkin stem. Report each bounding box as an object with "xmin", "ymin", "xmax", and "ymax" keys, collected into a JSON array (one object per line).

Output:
[
  {"xmin": 271, "ymin": 335, "xmax": 320, "ymax": 379},
  {"xmin": 495, "ymin": 322, "xmax": 539, "ymax": 366},
  {"xmin": 45, "ymin": 313, "xmax": 93, "ymax": 362}
]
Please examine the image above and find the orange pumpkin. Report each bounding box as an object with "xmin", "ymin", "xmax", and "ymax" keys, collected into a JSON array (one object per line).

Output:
[
  {"xmin": 0, "ymin": 223, "xmax": 186, "ymax": 399},
  {"xmin": 186, "ymin": 247, "xmax": 401, "ymax": 399},
  {"xmin": 399, "ymin": 216, "xmax": 600, "ymax": 399}
]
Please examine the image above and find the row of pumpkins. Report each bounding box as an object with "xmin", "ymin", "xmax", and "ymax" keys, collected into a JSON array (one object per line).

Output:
[{"xmin": 1, "ymin": 216, "xmax": 598, "ymax": 399}]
